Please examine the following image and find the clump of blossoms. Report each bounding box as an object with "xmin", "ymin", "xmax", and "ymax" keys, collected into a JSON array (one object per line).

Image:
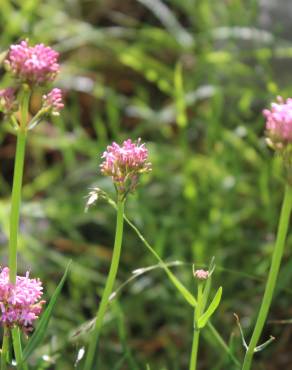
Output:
[
  {"xmin": 263, "ymin": 96, "xmax": 292, "ymax": 181},
  {"xmin": 263, "ymin": 96, "xmax": 292, "ymax": 147},
  {"xmin": 100, "ymin": 138, "xmax": 151, "ymax": 197},
  {"xmin": 0, "ymin": 267, "xmax": 45, "ymax": 331},
  {"xmin": 4, "ymin": 40, "xmax": 60, "ymax": 85},
  {"xmin": 1, "ymin": 40, "xmax": 64, "ymax": 129}
]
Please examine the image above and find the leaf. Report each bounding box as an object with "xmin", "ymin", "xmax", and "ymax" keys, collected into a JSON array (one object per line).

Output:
[
  {"xmin": 254, "ymin": 336, "xmax": 275, "ymax": 352},
  {"xmin": 198, "ymin": 287, "xmax": 222, "ymax": 329},
  {"xmin": 21, "ymin": 261, "xmax": 72, "ymax": 362}
]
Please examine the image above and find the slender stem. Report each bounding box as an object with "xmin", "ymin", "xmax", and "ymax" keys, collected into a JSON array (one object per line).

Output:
[
  {"xmin": 8, "ymin": 89, "xmax": 30, "ymax": 369},
  {"xmin": 189, "ymin": 329, "xmax": 200, "ymax": 370},
  {"xmin": 84, "ymin": 199, "xmax": 125, "ymax": 370},
  {"xmin": 12, "ymin": 328, "xmax": 27, "ymax": 370},
  {"xmin": 242, "ymin": 184, "xmax": 292, "ymax": 370},
  {"xmin": 190, "ymin": 283, "xmax": 203, "ymax": 370},
  {"xmin": 8, "ymin": 129, "xmax": 27, "ymax": 283},
  {"xmin": 1, "ymin": 327, "xmax": 9, "ymax": 370}
]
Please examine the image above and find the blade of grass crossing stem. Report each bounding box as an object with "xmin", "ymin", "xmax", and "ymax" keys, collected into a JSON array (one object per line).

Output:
[
  {"xmin": 123, "ymin": 214, "xmax": 196, "ymax": 307},
  {"xmin": 21, "ymin": 261, "xmax": 71, "ymax": 362},
  {"xmin": 122, "ymin": 213, "xmax": 240, "ymax": 367}
]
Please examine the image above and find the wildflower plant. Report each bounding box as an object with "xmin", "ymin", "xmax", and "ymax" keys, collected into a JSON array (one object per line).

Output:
[
  {"xmin": 241, "ymin": 97, "xmax": 292, "ymax": 370},
  {"xmin": 0, "ymin": 268, "xmax": 44, "ymax": 330},
  {"xmin": 84, "ymin": 139, "xmax": 151, "ymax": 369},
  {"xmin": 100, "ymin": 138, "xmax": 151, "ymax": 199},
  {"xmin": 189, "ymin": 261, "xmax": 222, "ymax": 370},
  {"xmin": 0, "ymin": 40, "xmax": 66, "ymax": 369},
  {"xmin": 263, "ymin": 96, "xmax": 292, "ymax": 182}
]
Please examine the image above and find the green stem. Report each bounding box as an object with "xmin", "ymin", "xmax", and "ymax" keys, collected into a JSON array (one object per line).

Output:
[
  {"xmin": 8, "ymin": 128, "xmax": 27, "ymax": 283},
  {"xmin": 8, "ymin": 89, "xmax": 30, "ymax": 369},
  {"xmin": 189, "ymin": 329, "xmax": 200, "ymax": 370},
  {"xmin": 242, "ymin": 184, "xmax": 292, "ymax": 370},
  {"xmin": 12, "ymin": 328, "xmax": 27, "ymax": 370},
  {"xmin": 190, "ymin": 284, "xmax": 203, "ymax": 370},
  {"xmin": 84, "ymin": 199, "xmax": 125, "ymax": 370},
  {"xmin": 1, "ymin": 327, "xmax": 9, "ymax": 370}
]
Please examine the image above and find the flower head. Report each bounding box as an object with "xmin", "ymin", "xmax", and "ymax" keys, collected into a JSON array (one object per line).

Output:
[
  {"xmin": 5, "ymin": 40, "xmax": 60, "ymax": 85},
  {"xmin": 100, "ymin": 138, "xmax": 151, "ymax": 196},
  {"xmin": 263, "ymin": 96, "xmax": 292, "ymax": 148},
  {"xmin": 194, "ymin": 269, "xmax": 209, "ymax": 281},
  {"xmin": 0, "ymin": 267, "xmax": 45, "ymax": 331},
  {"xmin": 42, "ymin": 88, "xmax": 64, "ymax": 116},
  {"xmin": 0, "ymin": 88, "xmax": 17, "ymax": 114}
]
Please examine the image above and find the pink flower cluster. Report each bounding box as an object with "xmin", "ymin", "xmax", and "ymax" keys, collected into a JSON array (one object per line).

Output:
[
  {"xmin": 100, "ymin": 139, "xmax": 151, "ymax": 195},
  {"xmin": 194, "ymin": 269, "xmax": 209, "ymax": 280},
  {"xmin": 263, "ymin": 96, "xmax": 292, "ymax": 148},
  {"xmin": 5, "ymin": 40, "xmax": 60, "ymax": 85},
  {"xmin": 0, "ymin": 267, "xmax": 45, "ymax": 330},
  {"xmin": 0, "ymin": 88, "xmax": 17, "ymax": 114},
  {"xmin": 42, "ymin": 88, "xmax": 64, "ymax": 115}
]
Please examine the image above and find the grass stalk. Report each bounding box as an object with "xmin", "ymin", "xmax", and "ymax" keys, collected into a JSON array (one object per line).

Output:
[
  {"xmin": 84, "ymin": 199, "xmax": 125, "ymax": 370},
  {"xmin": 242, "ymin": 184, "xmax": 292, "ymax": 370}
]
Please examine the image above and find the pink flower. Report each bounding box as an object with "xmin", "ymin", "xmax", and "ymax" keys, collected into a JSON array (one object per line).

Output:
[
  {"xmin": 0, "ymin": 267, "xmax": 45, "ymax": 330},
  {"xmin": 263, "ymin": 96, "xmax": 292, "ymax": 148},
  {"xmin": 100, "ymin": 139, "xmax": 151, "ymax": 195},
  {"xmin": 194, "ymin": 269, "xmax": 209, "ymax": 280},
  {"xmin": 42, "ymin": 88, "xmax": 64, "ymax": 115},
  {"xmin": 5, "ymin": 40, "xmax": 60, "ymax": 85},
  {"xmin": 0, "ymin": 88, "xmax": 17, "ymax": 114}
]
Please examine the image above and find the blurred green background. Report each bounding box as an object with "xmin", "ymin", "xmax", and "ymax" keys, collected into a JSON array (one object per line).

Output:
[{"xmin": 1, "ymin": 0, "xmax": 292, "ymax": 369}]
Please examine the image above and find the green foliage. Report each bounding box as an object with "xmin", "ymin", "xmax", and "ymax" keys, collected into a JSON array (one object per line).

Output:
[
  {"xmin": 0, "ymin": 0, "xmax": 292, "ymax": 369},
  {"xmin": 22, "ymin": 262, "xmax": 71, "ymax": 362},
  {"xmin": 198, "ymin": 287, "xmax": 222, "ymax": 329}
]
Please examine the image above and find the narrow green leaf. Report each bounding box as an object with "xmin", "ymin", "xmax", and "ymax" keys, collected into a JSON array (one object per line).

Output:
[
  {"xmin": 22, "ymin": 261, "xmax": 71, "ymax": 362},
  {"xmin": 198, "ymin": 287, "xmax": 222, "ymax": 329},
  {"xmin": 254, "ymin": 336, "xmax": 275, "ymax": 352}
]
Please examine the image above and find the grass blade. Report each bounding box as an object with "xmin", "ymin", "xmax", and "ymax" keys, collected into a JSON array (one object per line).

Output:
[
  {"xmin": 22, "ymin": 261, "xmax": 72, "ymax": 362},
  {"xmin": 198, "ymin": 287, "xmax": 222, "ymax": 329}
]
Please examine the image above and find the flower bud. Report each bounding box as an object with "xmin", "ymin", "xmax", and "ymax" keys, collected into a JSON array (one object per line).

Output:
[
  {"xmin": 193, "ymin": 269, "xmax": 209, "ymax": 280},
  {"xmin": 42, "ymin": 88, "xmax": 64, "ymax": 116},
  {"xmin": 100, "ymin": 139, "xmax": 151, "ymax": 197}
]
